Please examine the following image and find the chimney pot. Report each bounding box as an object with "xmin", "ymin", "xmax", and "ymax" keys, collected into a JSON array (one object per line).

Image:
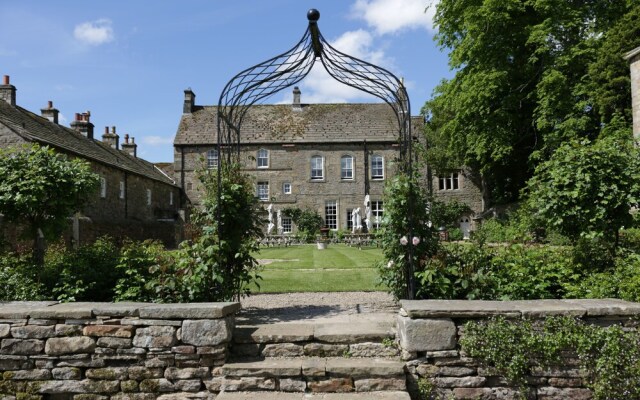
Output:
[
  {"xmin": 124, "ymin": 133, "xmax": 130, "ymax": 144},
  {"xmin": 41, "ymin": 101, "xmax": 59, "ymax": 124},
  {"xmin": 111, "ymin": 126, "xmax": 116, "ymax": 134},
  {"xmin": 131, "ymin": 137, "xmax": 135, "ymax": 144},
  {"xmin": 75, "ymin": 113, "xmax": 81, "ymax": 121},
  {"xmin": 47, "ymin": 100, "xmax": 53, "ymax": 109},
  {"xmin": 3, "ymin": 75, "xmax": 8, "ymax": 85}
]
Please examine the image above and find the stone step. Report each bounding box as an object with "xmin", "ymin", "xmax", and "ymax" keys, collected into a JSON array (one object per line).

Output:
[
  {"xmin": 210, "ymin": 358, "xmax": 406, "ymax": 393},
  {"xmin": 216, "ymin": 391, "xmax": 411, "ymax": 400},
  {"xmin": 232, "ymin": 320, "xmax": 399, "ymax": 359}
]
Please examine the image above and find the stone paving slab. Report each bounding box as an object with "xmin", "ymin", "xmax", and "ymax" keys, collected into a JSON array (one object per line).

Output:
[
  {"xmin": 401, "ymin": 299, "xmax": 640, "ymax": 319},
  {"xmin": 0, "ymin": 301, "xmax": 58, "ymax": 319},
  {"xmin": 218, "ymin": 359, "xmax": 303, "ymax": 377},
  {"xmin": 29, "ymin": 302, "xmax": 98, "ymax": 319},
  {"xmin": 234, "ymin": 323, "xmax": 314, "ymax": 344},
  {"xmin": 314, "ymin": 322, "xmax": 394, "ymax": 343},
  {"xmin": 216, "ymin": 392, "xmax": 411, "ymax": 400},
  {"xmin": 139, "ymin": 302, "xmax": 241, "ymax": 319}
]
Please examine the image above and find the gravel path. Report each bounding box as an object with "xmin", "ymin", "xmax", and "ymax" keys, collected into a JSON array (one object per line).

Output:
[{"xmin": 238, "ymin": 291, "xmax": 399, "ymax": 323}]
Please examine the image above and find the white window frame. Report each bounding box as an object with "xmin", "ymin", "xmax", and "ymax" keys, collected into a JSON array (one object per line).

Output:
[
  {"xmin": 311, "ymin": 155, "xmax": 324, "ymax": 180},
  {"xmin": 283, "ymin": 182, "xmax": 292, "ymax": 194},
  {"xmin": 257, "ymin": 149, "xmax": 269, "ymax": 168},
  {"xmin": 119, "ymin": 181, "xmax": 125, "ymax": 200},
  {"xmin": 346, "ymin": 208, "xmax": 353, "ymax": 231},
  {"xmin": 170, "ymin": 191, "xmax": 174, "ymax": 206},
  {"xmin": 282, "ymin": 217, "xmax": 292, "ymax": 234},
  {"xmin": 371, "ymin": 200, "xmax": 384, "ymax": 230},
  {"xmin": 146, "ymin": 189, "xmax": 152, "ymax": 206},
  {"xmin": 325, "ymin": 200, "xmax": 337, "ymax": 230},
  {"xmin": 257, "ymin": 181, "xmax": 269, "ymax": 201},
  {"xmin": 100, "ymin": 177, "xmax": 107, "ymax": 198},
  {"xmin": 371, "ymin": 155, "xmax": 384, "ymax": 180},
  {"xmin": 438, "ymin": 172, "xmax": 460, "ymax": 190},
  {"xmin": 207, "ymin": 149, "xmax": 218, "ymax": 169},
  {"xmin": 341, "ymin": 155, "xmax": 354, "ymax": 180}
]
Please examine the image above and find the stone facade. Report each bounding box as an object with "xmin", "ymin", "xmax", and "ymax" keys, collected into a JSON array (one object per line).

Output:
[
  {"xmin": 174, "ymin": 87, "xmax": 483, "ymax": 234},
  {"xmin": 0, "ymin": 75, "xmax": 183, "ymax": 248},
  {"xmin": 625, "ymin": 46, "xmax": 640, "ymax": 141}
]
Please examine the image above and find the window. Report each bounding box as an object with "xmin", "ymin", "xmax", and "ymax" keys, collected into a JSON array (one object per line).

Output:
[
  {"xmin": 119, "ymin": 181, "xmax": 125, "ymax": 200},
  {"xmin": 325, "ymin": 200, "xmax": 337, "ymax": 230},
  {"xmin": 207, "ymin": 149, "xmax": 218, "ymax": 169},
  {"xmin": 283, "ymin": 182, "xmax": 292, "ymax": 194},
  {"xmin": 282, "ymin": 217, "xmax": 292, "ymax": 234},
  {"xmin": 346, "ymin": 208, "xmax": 353, "ymax": 231},
  {"xmin": 100, "ymin": 177, "xmax": 107, "ymax": 198},
  {"xmin": 170, "ymin": 191, "xmax": 174, "ymax": 206},
  {"xmin": 257, "ymin": 149, "xmax": 269, "ymax": 168},
  {"xmin": 146, "ymin": 189, "xmax": 152, "ymax": 206},
  {"xmin": 371, "ymin": 201, "xmax": 384, "ymax": 230},
  {"xmin": 341, "ymin": 155, "xmax": 354, "ymax": 180},
  {"xmin": 257, "ymin": 182, "xmax": 269, "ymax": 201},
  {"xmin": 311, "ymin": 156, "xmax": 324, "ymax": 180},
  {"xmin": 438, "ymin": 173, "xmax": 459, "ymax": 190},
  {"xmin": 186, "ymin": 182, "xmax": 193, "ymax": 191},
  {"xmin": 371, "ymin": 155, "xmax": 384, "ymax": 180}
]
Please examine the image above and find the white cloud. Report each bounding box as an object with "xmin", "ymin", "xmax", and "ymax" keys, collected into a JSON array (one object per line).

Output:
[
  {"xmin": 141, "ymin": 135, "xmax": 174, "ymax": 146},
  {"xmin": 352, "ymin": 0, "xmax": 437, "ymax": 35},
  {"xmin": 74, "ymin": 19, "xmax": 114, "ymax": 46}
]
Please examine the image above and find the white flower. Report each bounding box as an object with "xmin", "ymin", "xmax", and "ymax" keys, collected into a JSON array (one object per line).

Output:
[
  {"xmin": 400, "ymin": 236, "xmax": 408, "ymax": 245},
  {"xmin": 387, "ymin": 260, "xmax": 394, "ymax": 269},
  {"xmin": 412, "ymin": 237, "xmax": 420, "ymax": 246}
]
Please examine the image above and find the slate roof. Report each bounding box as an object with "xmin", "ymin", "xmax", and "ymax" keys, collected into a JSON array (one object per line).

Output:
[
  {"xmin": 0, "ymin": 101, "xmax": 176, "ymax": 186},
  {"xmin": 175, "ymin": 103, "xmax": 423, "ymax": 145}
]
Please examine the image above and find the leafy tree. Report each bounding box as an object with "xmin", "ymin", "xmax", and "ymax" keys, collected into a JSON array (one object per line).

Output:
[
  {"xmin": 175, "ymin": 163, "xmax": 264, "ymax": 301},
  {"xmin": 378, "ymin": 171, "xmax": 439, "ymax": 299},
  {"xmin": 282, "ymin": 207, "xmax": 323, "ymax": 242},
  {"xmin": 423, "ymin": 0, "xmax": 639, "ymax": 204},
  {"xmin": 0, "ymin": 144, "xmax": 99, "ymax": 264},
  {"xmin": 524, "ymin": 133, "xmax": 640, "ymax": 250}
]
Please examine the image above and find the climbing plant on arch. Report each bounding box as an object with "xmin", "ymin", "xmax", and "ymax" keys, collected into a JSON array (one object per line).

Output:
[{"xmin": 216, "ymin": 9, "xmax": 425, "ymax": 299}]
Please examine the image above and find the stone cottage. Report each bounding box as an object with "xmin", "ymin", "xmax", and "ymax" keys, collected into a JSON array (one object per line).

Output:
[
  {"xmin": 0, "ymin": 75, "xmax": 183, "ymax": 248},
  {"xmin": 174, "ymin": 86, "xmax": 485, "ymax": 235}
]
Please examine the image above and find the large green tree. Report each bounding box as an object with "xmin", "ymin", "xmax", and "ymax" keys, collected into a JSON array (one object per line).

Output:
[
  {"xmin": 0, "ymin": 144, "xmax": 99, "ymax": 263},
  {"xmin": 423, "ymin": 0, "xmax": 640, "ymax": 204},
  {"xmin": 525, "ymin": 130, "xmax": 640, "ymax": 249}
]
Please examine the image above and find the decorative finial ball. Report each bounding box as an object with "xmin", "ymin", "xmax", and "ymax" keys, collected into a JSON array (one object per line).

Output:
[{"xmin": 307, "ymin": 9, "xmax": 320, "ymax": 22}]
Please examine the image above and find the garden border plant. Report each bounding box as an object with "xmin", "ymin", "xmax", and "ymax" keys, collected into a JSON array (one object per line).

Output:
[{"xmin": 461, "ymin": 315, "xmax": 640, "ymax": 399}]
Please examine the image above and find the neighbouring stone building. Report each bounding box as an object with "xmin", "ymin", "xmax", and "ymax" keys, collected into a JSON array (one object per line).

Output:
[
  {"xmin": 626, "ymin": 45, "xmax": 640, "ymax": 141},
  {"xmin": 0, "ymin": 75, "xmax": 183, "ymax": 248},
  {"xmin": 174, "ymin": 86, "xmax": 484, "ymax": 235}
]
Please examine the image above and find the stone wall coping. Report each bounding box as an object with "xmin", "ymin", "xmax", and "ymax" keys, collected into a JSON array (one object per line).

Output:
[
  {"xmin": 0, "ymin": 301, "xmax": 241, "ymax": 320},
  {"xmin": 400, "ymin": 299, "xmax": 640, "ymax": 319}
]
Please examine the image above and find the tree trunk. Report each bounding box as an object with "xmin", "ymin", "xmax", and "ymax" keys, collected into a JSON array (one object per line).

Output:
[{"xmin": 32, "ymin": 227, "xmax": 46, "ymax": 266}]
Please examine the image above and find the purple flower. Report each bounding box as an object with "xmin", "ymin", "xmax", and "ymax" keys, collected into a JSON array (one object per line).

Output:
[
  {"xmin": 400, "ymin": 236, "xmax": 408, "ymax": 246},
  {"xmin": 412, "ymin": 237, "xmax": 420, "ymax": 246}
]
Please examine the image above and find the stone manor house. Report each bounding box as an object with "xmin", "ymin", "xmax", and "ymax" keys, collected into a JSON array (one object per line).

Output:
[
  {"xmin": 174, "ymin": 87, "xmax": 484, "ymax": 236},
  {"xmin": 0, "ymin": 75, "xmax": 182, "ymax": 248}
]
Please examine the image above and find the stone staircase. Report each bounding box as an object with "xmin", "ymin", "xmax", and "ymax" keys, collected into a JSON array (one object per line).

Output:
[{"xmin": 213, "ymin": 313, "xmax": 410, "ymax": 399}]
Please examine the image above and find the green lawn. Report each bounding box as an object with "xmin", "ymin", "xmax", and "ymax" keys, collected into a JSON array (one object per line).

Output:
[{"xmin": 249, "ymin": 244, "xmax": 385, "ymax": 293}]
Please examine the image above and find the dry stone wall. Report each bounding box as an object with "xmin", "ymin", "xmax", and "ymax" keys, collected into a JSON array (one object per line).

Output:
[
  {"xmin": 398, "ymin": 299, "xmax": 640, "ymax": 399},
  {"xmin": 0, "ymin": 301, "xmax": 239, "ymax": 400}
]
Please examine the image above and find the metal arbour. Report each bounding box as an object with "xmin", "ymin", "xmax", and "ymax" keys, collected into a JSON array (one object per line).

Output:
[{"xmin": 216, "ymin": 9, "xmax": 417, "ymax": 299}]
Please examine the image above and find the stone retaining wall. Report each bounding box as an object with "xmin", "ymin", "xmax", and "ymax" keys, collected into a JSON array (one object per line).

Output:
[
  {"xmin": 0, "ymin": 301, "xmax": 239, "ymax": 400},
  {"xmin": 397, "ymin": 299, "xmax": 640, "ymax": 399}
]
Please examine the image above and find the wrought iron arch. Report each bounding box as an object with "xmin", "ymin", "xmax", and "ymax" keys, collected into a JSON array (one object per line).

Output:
[{"xmin": 217, "ymin": 9, "xmax": 417, "ymax": 298}]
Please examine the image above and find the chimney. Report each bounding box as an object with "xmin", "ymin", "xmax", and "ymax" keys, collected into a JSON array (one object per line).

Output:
[
  {"xmin": 70, "ymin": 111, "xmax": 94, "ymax": 139},
  {"xmin": 40, "ymin": 100, "xmax": 59, "ymax": 124},
  {"xmin": 183, "ymin": 88, "xmax": 196, "ymax": 114},
  {"xmin": 0, "ymin": 75, "xmax": 16, "ymax": 106},
  {"xmin": 102, "ymin": 126, "xmax": 120, "ymax": 149},
  {"xmin": 292, "ymin": 86, "xmax": 301, "ymax": 111},
  {"xmin": 121, "ymin": 134, "xmax": 137, "ymax": 158}
]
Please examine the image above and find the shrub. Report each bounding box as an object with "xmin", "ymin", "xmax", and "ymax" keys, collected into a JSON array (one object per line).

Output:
[
  {"xmin": 0, "ymin": 253, "xmax": 46, "ymax": 300},
  {"xmin": 42, "ymin": 237, "xmax": 120, "ymax": 302}
]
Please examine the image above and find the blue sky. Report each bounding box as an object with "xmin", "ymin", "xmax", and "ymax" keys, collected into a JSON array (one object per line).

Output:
[{"xmin": 0, "ymin": 0, "xmax": 450, "ymax": 162}]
